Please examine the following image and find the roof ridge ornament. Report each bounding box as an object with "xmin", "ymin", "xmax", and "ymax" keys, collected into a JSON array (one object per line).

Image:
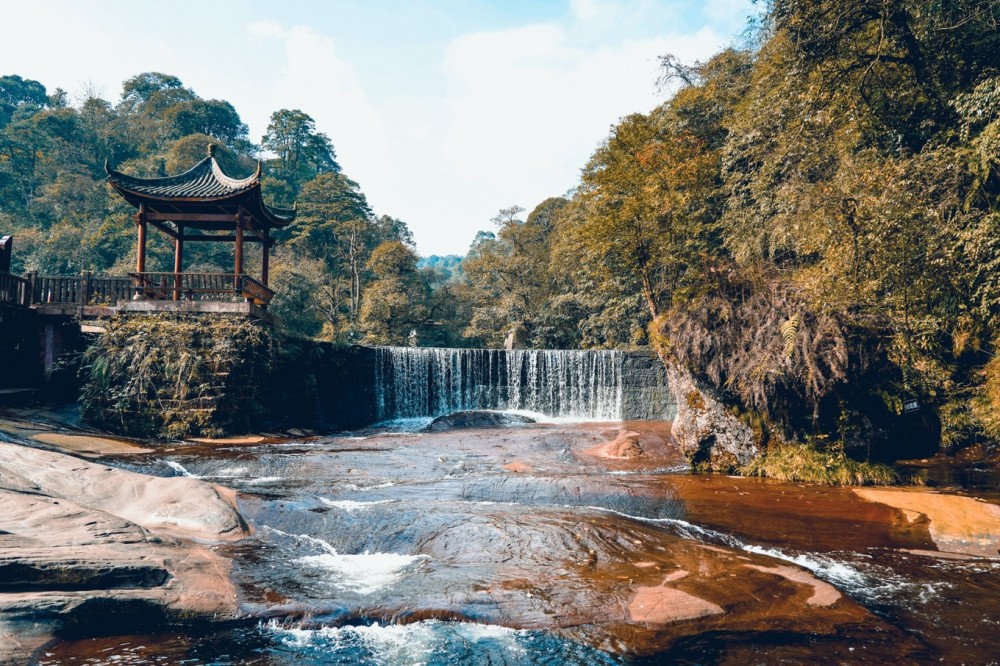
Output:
[{"xmin": 208, "ymin": 143, "xmax": 217, "ymax": 158}]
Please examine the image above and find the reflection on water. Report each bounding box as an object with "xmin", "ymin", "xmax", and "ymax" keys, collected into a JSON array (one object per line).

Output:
[{"xmin": 901, "ymin": 462, "xmax": 1000, "ymax": 495}]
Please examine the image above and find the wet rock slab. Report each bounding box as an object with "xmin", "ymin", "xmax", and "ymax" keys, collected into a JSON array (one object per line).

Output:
[
  {"xmin": 661, "ymin": 474, "xmax": 939, "ymax": 553},
  {"xmin": 0, "ymin": 441, "xmax": 247, "ymax": 663},
  {"xmin": 416, "ymin": 507, "xmax": 889, "ymax": 655},
  {"xmin": 854, "ymin": 488, "xmax": 1000, "ymax": 558},
  {"xmin": 423, "ymin": 410, "xmax": 536, "ymax": 432}
]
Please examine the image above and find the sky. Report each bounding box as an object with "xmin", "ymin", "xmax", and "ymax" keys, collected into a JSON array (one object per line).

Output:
[{"xmin": 0, "ymin": 0, "xmax": 757, "ymax": 256}]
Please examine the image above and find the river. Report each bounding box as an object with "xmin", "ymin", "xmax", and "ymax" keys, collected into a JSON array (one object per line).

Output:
[
  {"xmin": 31, "ymin": 417, "xmax": 1000, "ymax": 665},
  {"xmin": 25, "ymin": 347, "xmax": 1000, "ymax": 664}
]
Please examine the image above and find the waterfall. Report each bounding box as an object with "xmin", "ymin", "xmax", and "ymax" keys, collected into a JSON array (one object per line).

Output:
[{"xmin": 374, "ymin": 347, "xmax": 626, "ymax": 421}]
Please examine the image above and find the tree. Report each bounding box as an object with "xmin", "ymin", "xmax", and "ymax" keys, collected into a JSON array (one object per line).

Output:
[
  {"xmin": 359, "ymin": 241, "xmax": 429, "ymax": 345},
  {"xmin": 0, "ymin": 74, "xmax": 47, "ymax": 128},
  {"xmin": 262, "ymin": 109, "xmax": 339, "ymax": 198},
  {"xmin": 576, "ymin": 109, "xmax": 719, "ymax": 320},
  {"xmin": 119, "ymin": 72, "xmax": 185, "ymax": 113},
  {"xmin": 163, "ymin": 99, "xmax": 249, "ymax": 145}
]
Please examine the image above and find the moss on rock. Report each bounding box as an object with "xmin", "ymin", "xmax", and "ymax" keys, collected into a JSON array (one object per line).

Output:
[{"xmin": 81, "ymin": 314, "xmax": 281, "ymax": 438}]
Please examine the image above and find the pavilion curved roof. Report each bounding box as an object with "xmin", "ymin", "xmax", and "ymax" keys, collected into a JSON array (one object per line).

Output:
[{"xmin": 106, "ymin": 154, "xmax": 296, "ymax": 229}]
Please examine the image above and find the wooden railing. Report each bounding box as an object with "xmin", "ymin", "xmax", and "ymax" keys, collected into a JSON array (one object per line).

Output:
[
  {"xmin": 0, "ymin": 272, "xmax": 30, "ymax": 307},
  {"xmin": 129, "ymin": 272, "xmax": 274, "ymax": 305},
  {"xmin": 3, "ymin": 271, "xmax": 274, "ymax": 308},
  {"xmin": 30, "ymin": 274, "xmax": 132, "ymax": 306}
]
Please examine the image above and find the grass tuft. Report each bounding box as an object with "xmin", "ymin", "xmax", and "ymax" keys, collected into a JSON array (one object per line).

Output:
[{"xmin": 740, "ymin": 442, "xmax": 899, "ymax": 486}]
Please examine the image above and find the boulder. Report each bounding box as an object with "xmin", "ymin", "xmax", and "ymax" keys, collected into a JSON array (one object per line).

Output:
[
  {"xmin": 0, "ymin": 442, "xmax": 246, "ymax": 662},
  {"xmin": 665, "ymin": 363, "xmax": 757, "ymax": 471},
  {"xmin": 424, "ymin": 410, "xmax": 536, "ymax": 432}
]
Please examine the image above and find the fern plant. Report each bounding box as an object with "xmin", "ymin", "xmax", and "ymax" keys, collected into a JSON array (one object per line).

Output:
[{"xmin": 780, "ymin": 313, "xmax": 800, "ymax": 359}]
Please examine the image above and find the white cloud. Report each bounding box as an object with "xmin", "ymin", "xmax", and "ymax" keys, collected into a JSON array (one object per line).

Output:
[
  {"xmin": 703, "ymin": 0, "xmax": 758, "ymax": 33},
  {"xmin": 569, "ymin": 0, "xmax": 621, "ymax": 23},
  {"xmin": 242, "ymin": 23, "xmax": 389, "ymax": 189},
  {"xmin": 425, "ymin": 20, "xmax": 725, "ymax": 252}
]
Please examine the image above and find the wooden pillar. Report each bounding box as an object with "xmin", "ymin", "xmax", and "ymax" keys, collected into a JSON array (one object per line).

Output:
[
  {"xmin": 173, "ymin": 224, "xmax": 184, "ymax": 301},
  {"xmin": 135, "ymin": 204, "xmax": 147, "ymax": 300},
  {"xmin": 234, "ymin": 213, "xmax": 244, "ymax": 292},
  {"xmin": 136, "ymin": 204, "xmax": 147, "ymax": 273},
  {"xmin": 261, "ymin": 230, "xmax": 270, "ymax": 287}
]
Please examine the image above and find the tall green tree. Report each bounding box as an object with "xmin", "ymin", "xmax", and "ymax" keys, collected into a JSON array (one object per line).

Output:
[
  {"xmin": 262, "ymin": 109, "xmax": 339, "ymax": 201},
  {"xmin": 359, "ymin": 240, "xmax": 430, "ymax": 345}
]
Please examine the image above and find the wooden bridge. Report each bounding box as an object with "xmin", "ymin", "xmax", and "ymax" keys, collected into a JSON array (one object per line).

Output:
[{"xmin": 0, "ymin": 271, "xmax": 274, "ymax": 317}]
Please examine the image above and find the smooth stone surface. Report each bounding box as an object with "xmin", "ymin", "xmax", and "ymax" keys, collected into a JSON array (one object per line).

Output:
[
  {"xmin": 0, "ymin": 441, "xmax": 245, "ymax": 664},
  {"xmin": 855, "ymin": 488, "xmax": 1000, "ymax": 558},
  {"xmin": 581, "ymin": 428, "xmax": 645, "ymax": 459},
  {"xmin": 30, "ymin": 432, "xmax": 153, "ymax": 457},
  {"xmin": 0, "ymin": 442, "xmax": 246, "ymax": 542}
]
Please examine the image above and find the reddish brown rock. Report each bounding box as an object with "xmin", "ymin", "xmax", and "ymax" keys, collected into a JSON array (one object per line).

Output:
[
  {"xmin": 0, "ymin": 442, "xmax": 246, "ymax": 663},
  {"xmin": 582, "ymin": 429, "xmax": 645, "ymax": 459},
  {"xmin": 855, "ymin": 488, "xmax": 1000, "ymax": 558}
]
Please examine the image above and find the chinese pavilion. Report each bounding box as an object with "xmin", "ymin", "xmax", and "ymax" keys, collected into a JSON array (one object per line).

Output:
[{"xmin": 106, "ymin": 145, "xmax": 295, "ymax": 307}]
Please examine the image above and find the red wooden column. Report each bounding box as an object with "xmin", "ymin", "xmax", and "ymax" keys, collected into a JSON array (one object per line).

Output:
[
  {"xmin": 234, "ymin": 211, "xmax": 245, "ymax": 292},
  {"xmin": 261, "ymin": 229, "xmax": 270, "ymax": 287},
  {"xmin": 173, "ymin": 224, "xmax": 184, "ymax": 301},
  {"xmin": 135, "ymin": 203, "xmax": 147, "ymax": 299},
  {"xmin": 136, "ymin": 203, "xmax": 147, "ymax": 273}
]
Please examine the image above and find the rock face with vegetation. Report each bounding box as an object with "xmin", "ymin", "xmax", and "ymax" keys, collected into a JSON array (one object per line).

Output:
[
  {"xmin": 80, "ymin": 313, "xmax": 385, "ymax": 439},
  {"xmin": 82, "ymin": 314, "xmax": 279, "ymax": 438},
  {"xmin": 665, "ymin": 363, "xmax": 756, "ymax": 471}
]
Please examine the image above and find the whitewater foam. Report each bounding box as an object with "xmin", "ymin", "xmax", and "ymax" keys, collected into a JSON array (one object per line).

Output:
[
  {"xmin": 297, "ymin": 551, "xmax": 428, "ymax": 594},
  {"xmin": 246, "ymin": 476, "xmax": 284, "ymax": 485},
  {"xmin": 320, "ymin": 498, "xmax": 395, "ymax": 512},
  {"xmin": 266, "ymin": 619, "xmax": 523, "ymax": 663},
  {"xmin": 263, "ymin": 526, "xmax": 427, "ymax": 594},
  {"xmin": 165, "ymin": 460, "xmax": 198, "ymax": 478}
]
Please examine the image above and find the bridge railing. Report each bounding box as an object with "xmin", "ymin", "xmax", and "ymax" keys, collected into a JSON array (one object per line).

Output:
[
  {"xmin": 9, "ymin": 272, "xmax": 274, "ymax": 308},
  {"xmin": 0, "ymin": 271, "xmax": 30, "ymax": 307},
  {"xmin": 30, "ymin": 274, "xmax": 132, "ymax": 306}
]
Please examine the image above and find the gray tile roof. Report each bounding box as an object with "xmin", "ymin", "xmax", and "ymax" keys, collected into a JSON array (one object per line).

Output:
[{"xmin": 106, "ymin": 156, "xmax": 295, "ymax": 227}]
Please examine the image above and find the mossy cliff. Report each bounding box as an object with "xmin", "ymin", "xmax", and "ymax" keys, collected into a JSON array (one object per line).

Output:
[{"xmin": 81, "ymin": 314, "xmax": 377, "ymax": 439}]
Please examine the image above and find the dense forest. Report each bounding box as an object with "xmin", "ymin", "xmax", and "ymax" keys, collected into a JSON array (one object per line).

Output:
[{"xmin": 4, "ymin": 0, "xmax": 1000, "ymax": 463}]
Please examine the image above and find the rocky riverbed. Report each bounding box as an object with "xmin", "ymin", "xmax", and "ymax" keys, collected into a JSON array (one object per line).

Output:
[{"xmin": 1, "ymin": 408, "xmax": 999, "ymax": 664}]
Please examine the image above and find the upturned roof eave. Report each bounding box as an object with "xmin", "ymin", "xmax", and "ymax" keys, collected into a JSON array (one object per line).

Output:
[
  {"xmin": 104, "ymin": 155, "xmax": 259, "ymax": 191},
  {"xmin": 106, "ymin": 157, "xmax": 295, "ymax": 228}
]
